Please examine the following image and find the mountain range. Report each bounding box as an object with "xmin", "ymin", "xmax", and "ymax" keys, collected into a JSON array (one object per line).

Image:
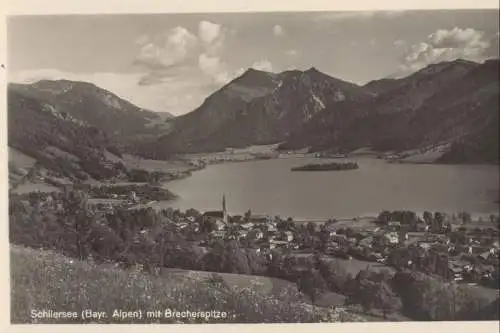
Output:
[
  {"xmin": 283, "ymin": 59, "xmax": 499, "ymax": 163},
  {"xmin": 157, "ymin": 58, "xmax": 499, "ymax": 163},
  {"xmin": 7, "ymin": 58, "xmax": 499, "ymax": 184},
  {"xmin": 155, "ymin": 67, "xmax": 372, "ymax": 154}
]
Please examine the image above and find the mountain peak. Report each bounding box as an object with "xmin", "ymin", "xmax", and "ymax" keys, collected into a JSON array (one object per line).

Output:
[
  {"xmin": 305, "ymin": 66, "xmax": 320, "ymax": 73},
  {"xmin": 418, "ymin": 58, "xmax": 479, "ymax": 75},
  {"xmin": 228, "ymin": 67, "xmax": 278, "ymax": 90}
]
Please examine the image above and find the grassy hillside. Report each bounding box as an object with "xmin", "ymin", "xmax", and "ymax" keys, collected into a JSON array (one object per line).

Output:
[{"xmin": 10, "ymin": 245, "xmax": 367, "ymax": 324}]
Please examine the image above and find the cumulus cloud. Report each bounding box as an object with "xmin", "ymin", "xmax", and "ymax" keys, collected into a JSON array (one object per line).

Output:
[
  {"xmin": 285, "ymin": 49, "xmax": 298, "ymax": 56},
  {"xmin": 134, "ymin": 20, "xmax": 234, "ymax": 88},
  {"xmin": 135, "ymin": 26, "xmax": 198, "ymax": 70},
  {"xmin": 399, "ymin": 27, "xmax": 494, "ymax": 73},
  {"xmin": 198, "ymin": 21, "xmax": 221, "ymax": 44},
  {"xmin": 198, "ymin": 20, "xmax": 226, "ymax": 56},
  {"xmin": 273, "ymin": 24, "xmax": 284, "ymax": 36},
  {"xmin": 198, "ymin": 53, "xmax": 231, "ymax": 84}
]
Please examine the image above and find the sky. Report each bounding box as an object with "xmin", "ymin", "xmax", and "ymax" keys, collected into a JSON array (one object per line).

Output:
[{"xmin": 7, "ymin": 10, "xmax": 500, "ymax": 115}]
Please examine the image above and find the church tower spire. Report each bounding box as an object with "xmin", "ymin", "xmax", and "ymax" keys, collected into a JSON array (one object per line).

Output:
[{"xmin": 222, "ymin": 193, "xmax": 228, "ymax": 224}]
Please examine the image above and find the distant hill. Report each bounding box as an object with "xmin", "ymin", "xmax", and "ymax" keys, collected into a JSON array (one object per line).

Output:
[
  {"xmin": 282, "ymin": 59, "xmax": 499, "ymax": 164},
  {"xmin": 7, "ymin": 87, "xmax": 126, "ymax": 181},
  {"xmin": 9, "ymin": 80, "xmax": 172, "ymax": 152},
  {"xmin": 7, "ymin": 80, "xmax": 178, "ymax": 181},
  {"xmin": 155, "ymin": 67, "xmax": 372, "ymax": 155}
]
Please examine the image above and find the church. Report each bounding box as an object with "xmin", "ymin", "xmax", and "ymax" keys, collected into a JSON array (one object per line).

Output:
[{"xmin": 201, "ymin": 193, "xmax": 229, "ymax": 225}]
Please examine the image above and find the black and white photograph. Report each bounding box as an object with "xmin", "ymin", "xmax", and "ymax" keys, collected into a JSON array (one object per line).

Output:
[{"xmin": 3, "ymin": 1, "xmax": 500, "ymax": 326}]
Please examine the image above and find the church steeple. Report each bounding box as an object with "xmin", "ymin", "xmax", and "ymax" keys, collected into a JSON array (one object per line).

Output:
[{"xmin": 222, "ymin": 193, "xmax": 228, "ymax": 224}]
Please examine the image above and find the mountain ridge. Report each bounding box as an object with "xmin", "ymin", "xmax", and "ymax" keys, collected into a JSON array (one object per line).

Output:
[
  {"xmin": 155, "ymin": 67, "xmax": 372, "ymax": 155},
  {"xmin": 282, "ymin": 58, "xmax": 499, "ymax": 164}
]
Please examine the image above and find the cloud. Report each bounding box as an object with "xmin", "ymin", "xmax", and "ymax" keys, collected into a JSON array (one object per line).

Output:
[
  {"xmin": 10, "ymin": 22, "xmax": 282, "ymax": 116},
  {"xmin": 285, "ymin": 49, "xmax": 298, "ymax": 56},
  {"xmin": 198, "ymin": 20, "xmax": 226, "ymax": 55},
  {"xmin": 251, "ymin": 59, "xmax": 273, "ymax": 72},
  {"xmin": 134, "ymin": 26, "xmax": 197, "ymax": 70},
  {"xmin": 198, "ymin": 53, "xmax": 231, "ymax": 84},
  {"xmin": 134, "ymin": 34, "xmax": 150, "ymax": 45},
  {"xmin": 398, "ymin": 27, "xmax": 494, "ymax": 73},
  {"xmin": 8, "ymin": 69, "xmax": 206, "ymax": 115},
  {"xmin": 393, "ymin": 39, "xmax": 406, "ymax": 47},
  {"xmin": 134, "ymin": 21, "xmax": 234, "ymax": 86},
  {"xmin": 198, "ymin": 21, "xmax": 221, "ymax": 44},
  {"xmin": 273, "ymin": 24, "xmax": 284, "ymax": 36}
]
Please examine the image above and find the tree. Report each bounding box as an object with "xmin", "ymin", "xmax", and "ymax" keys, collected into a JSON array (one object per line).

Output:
[
  {"xmin": 201, "ymin": 240, "xmax": 252, "ymax": 274},
  {"xmin": 317, "ymin": 258, "xmax": 349, "ymax": 292},
  {"xmin": 374, "ymin": 281, "xmax": 402, "ymax": 319},
  {"xmin": 433, "ymin": 212, "xmax": 445, "ymax": 231},
  {"xmin": 244, "ymin": 209, "xmax": 252, "ymax": 221},
  {"xmin": 60, "ymin": 189, "xmax": 95, "ymax": 260},
  {"xmin": 306, "ymin": 222, "xmax": 317, "ymax": 233},
  {"xmin": 296, "ymin": 269, "xmax": 327, "ymax": 320},
  {"xmin": 377, "ymin": 210, "xmax": 392, "ymax": 224},
  {"xmin": 458, "ymin": 211, "xmax": 472, "ymax": 225},
  {"xmin": 346, "ymin": 269, "xmax": 401, "ymax": 318},
  {"xmin": 185, "ymin": 208, "xmax": 201, "ymax": 219},
  {"xmin": 277, "ymin": 220, "xmax": 293, "ymax": 232},
  {"xmin": 423, "ymin": 211, "xmax": 433, "ymax": 226},
  {"xmin": 318, "ymin": 228, "xmax": 330, "ymax": 253}
]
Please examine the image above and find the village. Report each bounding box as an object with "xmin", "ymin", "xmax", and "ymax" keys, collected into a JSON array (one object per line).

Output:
[
  {"xmin": 152, "ymin": 195, "xmax": 500, "ymax": 290},
  {"xmin": 21, "ymin": 186, "xmax": 500, "ymax": 291}
]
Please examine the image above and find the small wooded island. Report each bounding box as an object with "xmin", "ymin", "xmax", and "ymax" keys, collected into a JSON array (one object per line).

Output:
[{"xmin": 291, "ymin": 161, "xmax": 359, "ymax": 171}]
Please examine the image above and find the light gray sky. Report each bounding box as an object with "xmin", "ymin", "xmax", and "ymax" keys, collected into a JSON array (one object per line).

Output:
[{"xmin": 8, "ymin": 10, "xmax": 499, "ymax": 115}]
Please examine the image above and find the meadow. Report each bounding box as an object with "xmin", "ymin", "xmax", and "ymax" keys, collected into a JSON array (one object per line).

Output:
[{"xmin": 10, "ymin": 245, "xmax": 368, "ymax": 324}]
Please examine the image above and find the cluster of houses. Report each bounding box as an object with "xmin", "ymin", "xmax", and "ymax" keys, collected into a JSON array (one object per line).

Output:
[
  {"xmin": 189, "ymin": 201, "xmax": 500, "ymax": 286},
  {"xmin": 320, "ymin": 219, "xmax": 499, "ymax": 285},
  {"xmin": 167, "ymin": 194, "xmax": 499, "ymax": 284},
  {"xmin": 197, "ymin": 210, "xmax": 299, "ymax": 253}
]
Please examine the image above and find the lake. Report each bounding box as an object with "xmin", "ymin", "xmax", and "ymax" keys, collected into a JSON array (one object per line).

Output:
[{"xmin": 154, "ymin": 157, "xmax": 499, "ymax": 219}]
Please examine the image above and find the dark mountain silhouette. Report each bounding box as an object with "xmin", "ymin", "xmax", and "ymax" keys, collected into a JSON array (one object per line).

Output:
[
  {"xmin": 9, "ymin": 80, "xmax": 174, "ymax": 158},
  {"xmin": 282, "ymin": 59, "xmax": 499, "ymax": 164},
  {"xmin": 10, "ymin": 80, "xmax": 172, "ymax": 142},
  {"xmin": 8, "ymin": 87, "xmax": 124, "ymax": 181},
  {"xmin": 155, "ymin": 67, "xmax": 372, "ymax": 154}
]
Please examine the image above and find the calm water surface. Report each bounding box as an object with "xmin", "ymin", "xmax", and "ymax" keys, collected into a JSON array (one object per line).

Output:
[{"xmin": 155, "ymin": 157, "xmax": 499, "ymax": 219}]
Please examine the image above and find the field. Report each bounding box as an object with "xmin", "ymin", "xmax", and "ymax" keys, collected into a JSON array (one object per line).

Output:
[
  {"xmin": 10, "ymin": 245, "xmax": 368, "ymax": 324},
  {"xmin": 158, "ymin": 268, "xmax": 303, "ymax": 298},
  {"xmin": 9, "ymin": 148, "xmax": 37, "ymax": 170},
  {"xmin": 331, "ymin": 257, "xmax": 395, "ymax": 276},
  {"xmin": 157, "ymin": 268, "xmax": 348, "ymax": 308},
  {"xmin": 121, "ymin": 154, "xmax": 195, "ymax": 173},
  {"xmin": 10, "ymin": 182, "xmax": 61, "ymax": 194},
  {"xmin": 293, "ymin": 217, "xmax": 378, "ymax": 230}
]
